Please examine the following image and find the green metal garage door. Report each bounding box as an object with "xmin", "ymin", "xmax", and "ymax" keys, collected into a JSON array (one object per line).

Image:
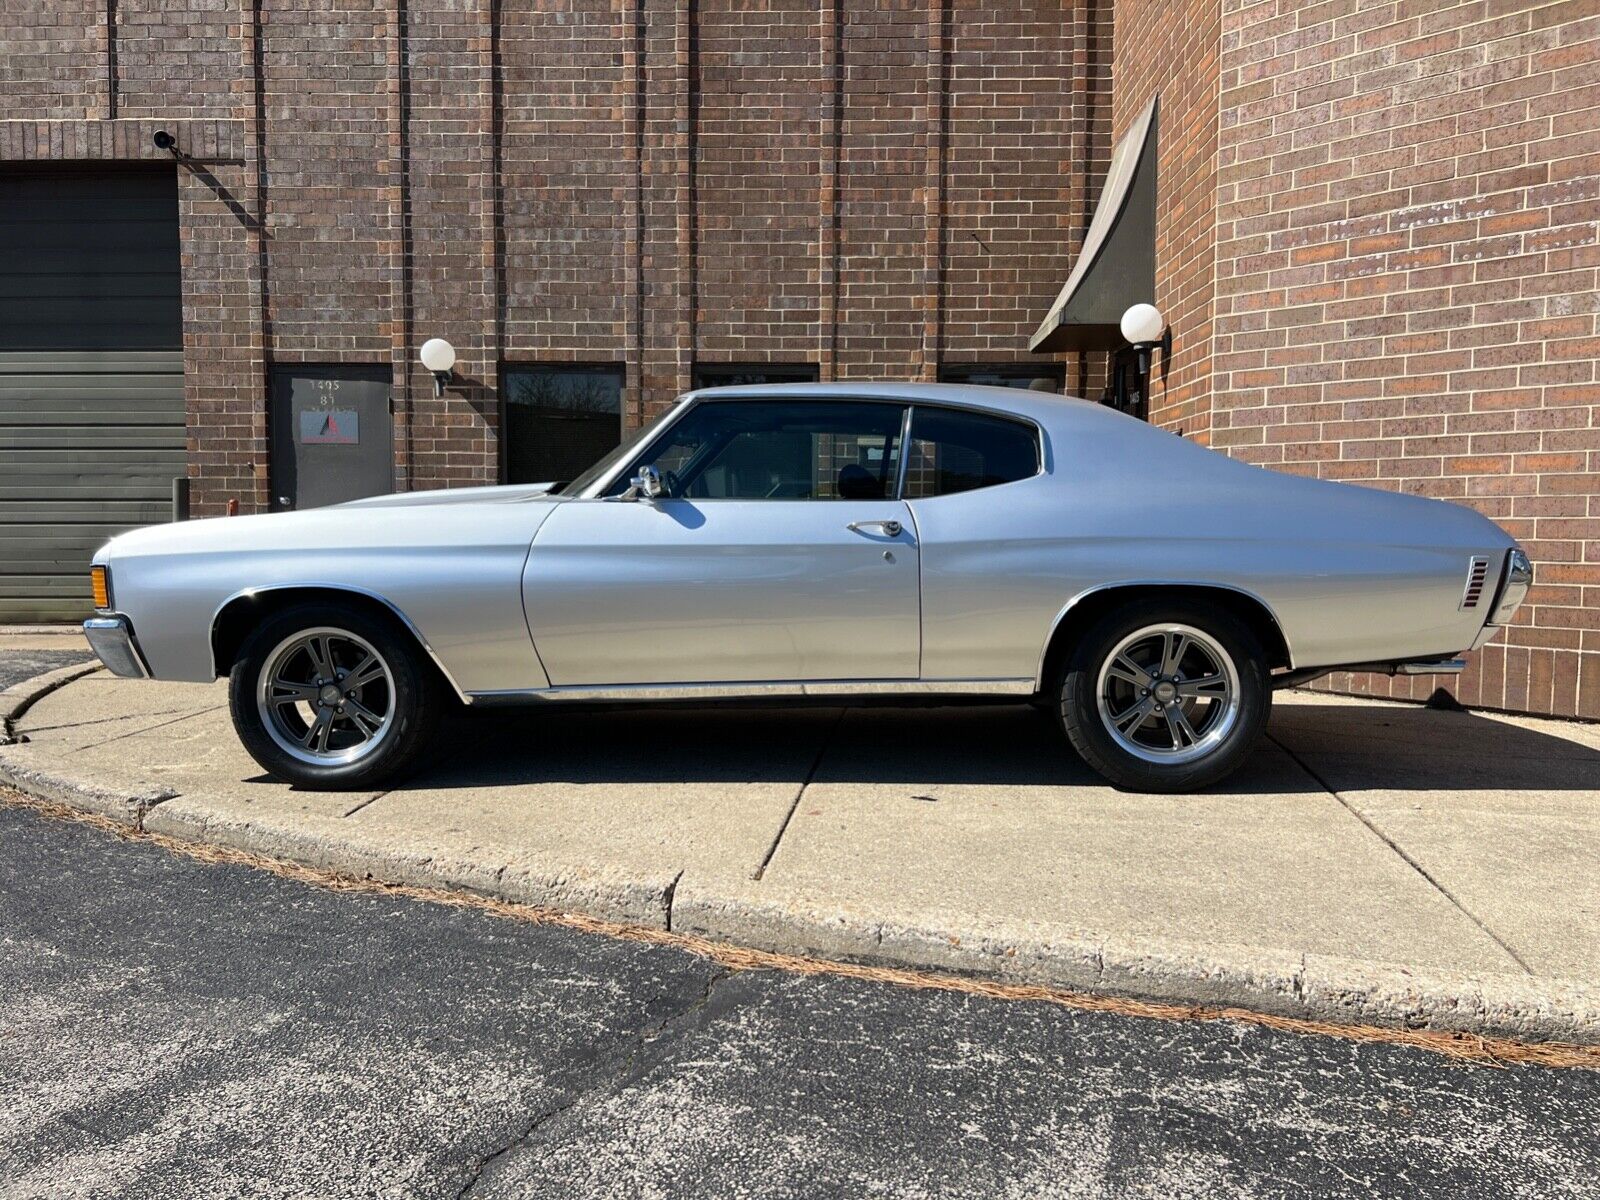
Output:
[{"xmin": 0, "ymin": 168, "xmax": 184, "ymax": 622}]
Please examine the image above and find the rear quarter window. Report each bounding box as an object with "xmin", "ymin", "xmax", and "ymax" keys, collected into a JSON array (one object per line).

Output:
[{"xmin": 902, "ymin": 407, "xmax": 1040, "ymax": 499}]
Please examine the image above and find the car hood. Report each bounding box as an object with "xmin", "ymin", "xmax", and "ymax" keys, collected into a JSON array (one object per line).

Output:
[
  {"xmin": 338, "ymin": 482, "xmax": 560, "ymax": 508},
  {"xmin": 94, "ymin": 488, "xmax": 565, "ymax": 563}
]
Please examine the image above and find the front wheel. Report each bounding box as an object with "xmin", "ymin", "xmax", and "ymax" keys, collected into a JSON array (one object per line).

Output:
[
  {"xmin": 228, "ymin": 602, "xmax": 444, "ymax": 789},
  {"xmin": 1057, "ymin": 599, "xmax": 1270, "ymax": 792}
]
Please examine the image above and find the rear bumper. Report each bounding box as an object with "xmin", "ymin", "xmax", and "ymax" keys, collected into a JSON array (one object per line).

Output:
[
  {"xmin": 83, "ymin": 616, "xmax": 150, "ymax": 679},
  {"xmin": 1471, "ymin": 548, "xmax": 1535, "ymax": 649}
]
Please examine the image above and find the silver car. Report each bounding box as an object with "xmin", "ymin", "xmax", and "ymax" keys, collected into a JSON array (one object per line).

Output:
[{"xmin": 84, "ymin": 382, "xmax": 1533, "ymax": 792}]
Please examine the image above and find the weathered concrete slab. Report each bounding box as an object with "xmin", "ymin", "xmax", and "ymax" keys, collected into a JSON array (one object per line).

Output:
[
  {"xmin": 739, "ymin": 705, "xmax": 1518, "ymax": 973},
  {"xmin": 1271, "ymin": 692, "xmax": 1600, "ymax": 980},
  {"xmin": 4, "ymin": 665, "xmax": 1599, "ymax": 1041}
]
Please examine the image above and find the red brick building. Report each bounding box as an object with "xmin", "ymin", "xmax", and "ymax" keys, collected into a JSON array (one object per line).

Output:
[{"xmin": 1, "ymin": 0, "xmax": 1595, "ymax": 718}]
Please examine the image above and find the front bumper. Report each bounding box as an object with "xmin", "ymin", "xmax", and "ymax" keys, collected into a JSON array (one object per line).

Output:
[{"xmin": 83, "ymin": 616, "xmax": 150, "ymax": 679}]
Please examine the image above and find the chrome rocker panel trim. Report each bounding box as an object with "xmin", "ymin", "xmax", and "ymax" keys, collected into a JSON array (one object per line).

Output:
[{"xmin": 465, "ymin": 677, "xmax": 1037, "ymax": 706}]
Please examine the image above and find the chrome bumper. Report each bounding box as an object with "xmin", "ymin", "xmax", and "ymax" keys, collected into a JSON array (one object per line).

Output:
[
  {"xmin": 83, "ymin": 616, "xmax": 150, "ymax": 679},
  {"xmin": 1471, "ymin": 548, "xmax": 1534, "ymax": 649}
]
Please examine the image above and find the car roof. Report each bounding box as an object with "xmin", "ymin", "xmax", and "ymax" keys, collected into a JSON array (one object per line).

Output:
[{"xmin": 680, "ymin": 381, "xmax": 1099, "ymax": 427}]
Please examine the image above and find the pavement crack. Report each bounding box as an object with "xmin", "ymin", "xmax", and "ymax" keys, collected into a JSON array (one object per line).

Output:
[
  {"xmin": 457, "ymin": 965, "xmax": 739, "ymax": 1197},
  {"xmin": 1267, "ymin": 731, "xmax": 1535, "ymax": 975},
  {"xmin": 751, "ymin": 705, "xmax": 849, "ymax": 881},
  {"xmin": 663, "ymin": 868, "xmax": 684, "ymax": 932}
]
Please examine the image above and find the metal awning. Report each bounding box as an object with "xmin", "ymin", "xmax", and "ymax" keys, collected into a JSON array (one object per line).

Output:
[{"xmin": 1030, "ymin": 96, "xmax": 1158, "ymax": 353}]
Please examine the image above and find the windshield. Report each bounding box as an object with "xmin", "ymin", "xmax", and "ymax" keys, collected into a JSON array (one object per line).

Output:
[{"xmin": 556, "ymin": 406, "xmax": 676, "ymax": 495}]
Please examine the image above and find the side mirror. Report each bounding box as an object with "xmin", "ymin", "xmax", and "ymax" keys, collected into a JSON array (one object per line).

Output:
[{"xmin": 627, "ymin": 465, "xmax": 666, "ymax": 501}]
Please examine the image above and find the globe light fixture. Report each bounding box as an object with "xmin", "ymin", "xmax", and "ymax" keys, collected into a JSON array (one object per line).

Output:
[
  {"xmin": 1120, "ymin": 303, "xmax": 1164, "ymax": 347},
  {"xmin": 419, "ymin": 338, "xmax": 456, "ymax": 397},
  {"xmin": 1115, "ymin": 304, "xmax": 1166, "ymax": 420}
]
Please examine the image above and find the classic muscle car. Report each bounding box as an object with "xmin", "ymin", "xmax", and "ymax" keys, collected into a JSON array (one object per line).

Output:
[{"xmin": 84, "ymin": 382, "xmax": 1532, "ymax": 792}]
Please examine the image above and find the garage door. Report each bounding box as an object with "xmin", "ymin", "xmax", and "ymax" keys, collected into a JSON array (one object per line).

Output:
[{"xmin": 0, "ymin": 168, "xmax": 184, "ymax": 622}]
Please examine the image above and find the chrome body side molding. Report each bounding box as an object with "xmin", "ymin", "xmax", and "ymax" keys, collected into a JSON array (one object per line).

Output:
[{"xmin": 464, "ymin": 677, "xmax": 1037, "ymax": 706}]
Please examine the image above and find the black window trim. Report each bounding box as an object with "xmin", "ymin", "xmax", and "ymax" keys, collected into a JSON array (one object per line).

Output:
[{"xmin": 582, "ymin": 393, "xmax": 1045, "ymax": 502}]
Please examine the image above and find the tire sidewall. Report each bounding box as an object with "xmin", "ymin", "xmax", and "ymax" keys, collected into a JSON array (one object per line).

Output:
[
  {"xmin": 228, "ymin": 602, "xmax": 435, "ymax": 789},
  {"xmin": 1059, "ymin": 599, "xmax": 1271, "ymax": 792}
]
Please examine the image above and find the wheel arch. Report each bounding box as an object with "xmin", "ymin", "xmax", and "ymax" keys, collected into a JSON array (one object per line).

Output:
[
  {"xmin": 209, "ymin": 584, "xmax": 468, "ymax": 703},
  {"xmin": 1035, "ymin": 582, "xmax": 1293, "ymax": 692}
]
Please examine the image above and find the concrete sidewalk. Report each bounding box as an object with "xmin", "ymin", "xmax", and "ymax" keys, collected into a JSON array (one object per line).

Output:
[{"xmin": 3, "ymin": 632, "xmax": 1598, "ymax": 1042}]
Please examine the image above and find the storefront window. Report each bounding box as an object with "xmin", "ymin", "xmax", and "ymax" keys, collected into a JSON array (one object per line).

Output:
[
  {"xmin": 692, "ymin": 363, "xmax": 819, "ymax": 390},
  {"xmin": 503, "ymin": 365, "xmax": 624, "ymax": 486},
  {"xmin": 938, "ymin": 364, "xmax": 1064, "ymax": 393}
]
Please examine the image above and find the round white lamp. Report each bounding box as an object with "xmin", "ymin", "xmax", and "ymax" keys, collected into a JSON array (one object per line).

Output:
[
  {"xmin": 1120, "ymin": 303, "xmax": 1165, "ymax": 347},
  {"xmin": 1118, "ymin": 304, "xmax": 1165, "ymax": 418},
  {"xmin": 419, "ymin": 338, "xmax": 456, "ymax": 396}
]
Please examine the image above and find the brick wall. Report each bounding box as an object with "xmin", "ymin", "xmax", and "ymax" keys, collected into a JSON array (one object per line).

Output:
[
  {"xmin": 1211, "ymin": 0, "xmax": 1600, "ymax": 718},
  {"xmin": 8, "ymin": 0, "xmax": 1591, "ymax": 718},
  {"xmin": 1, "ymin": 0, "xmax": 1092, "ymax": 507},
  {"xmin": 1113, "ymin": 0, "xmax": 1222, "ymax": 438}
]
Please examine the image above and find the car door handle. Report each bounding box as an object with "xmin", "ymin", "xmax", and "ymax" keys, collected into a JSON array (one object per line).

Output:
[{"xmin": 847, "ymin": 519, "xmax": 901, "ymax": 537}]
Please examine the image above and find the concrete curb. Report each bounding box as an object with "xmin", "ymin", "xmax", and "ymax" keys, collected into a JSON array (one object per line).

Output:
[
  {"xmin": 0, "ymin": 660, "xmax": 103, "ymax": 744},
  {"xmin": 2, "ymin": 667, "xmax": 1597, "ymax": 1046}
]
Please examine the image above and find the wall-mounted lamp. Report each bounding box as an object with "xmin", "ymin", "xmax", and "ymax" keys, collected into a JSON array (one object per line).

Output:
[
  {"xmin": 419, "ymin": 338, "xmax": 456, "ymax": 397},
  {"xmin": 152, "ymin": 129, "xmax": 180, "ymax": 157},
  {"xmin": 1114, "ymin": 303, "xmax": 1165, "ymax": 419}
]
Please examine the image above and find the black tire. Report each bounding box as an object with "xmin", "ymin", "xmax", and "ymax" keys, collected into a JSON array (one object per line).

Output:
[
  {"xmin": 1057, "ymin": 598, "xmax": 1270, "ymax": 793},
  {"xmin": 228, "ymin": 601, "xmax": 445, "ymax": 790}
]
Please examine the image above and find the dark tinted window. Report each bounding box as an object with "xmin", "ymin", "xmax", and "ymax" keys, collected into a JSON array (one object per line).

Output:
[
  {"xmin": 615, "ymin": 400, "xmax": 905, "ymax": 500},
  {"xmin": 504, "ymin": 366, "xmax": 623, "ymax": 486},
  {"xmin": 903, "ymin": 407, "xmax": 1039, "ymax": 498},
  {"xmin": 692, "ymin": 363, "xmax": 819, "ymax": 389},
  {"xmin": 938, "ymin": 363, "xmax": 1064, "ymax": 393}
]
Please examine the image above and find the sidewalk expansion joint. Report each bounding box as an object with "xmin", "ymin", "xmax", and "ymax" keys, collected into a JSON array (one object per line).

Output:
[
  {"xmin": 1266, "ymin": 731, "xmax": 1534, "ymax": 975},
  {"xmin": 78, "ymin": 705, "xmax": 226, "ymax": 751},
  {"xmin": 751, "ymin": 705, "xmax": 849, "ymax": 882},
  {"xmin": 341, "ymin": 791, "xmax": 389, "ymax": 819}
]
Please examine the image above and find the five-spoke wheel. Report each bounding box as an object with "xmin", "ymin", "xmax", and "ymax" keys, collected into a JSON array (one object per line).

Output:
[
  {"xmin": 257, "ymin": 628, "xmax": 396, "ymax": 766},
  {"xmin": 1057, "ymin": 599, "xmax": 1269, "ymax": 792},
  {"xmin": 229, "ymin": 602, "xmax": 445, "ymax": 789}
]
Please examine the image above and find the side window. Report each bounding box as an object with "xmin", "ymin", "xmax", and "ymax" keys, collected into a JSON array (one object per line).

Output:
[
  {"xmin": 902, "ymin": 406, "xmax": 1039, "ymax": 499},
  {"xmin": 615, "ymin": 400, "xmax": 906, "ymax": 500}
]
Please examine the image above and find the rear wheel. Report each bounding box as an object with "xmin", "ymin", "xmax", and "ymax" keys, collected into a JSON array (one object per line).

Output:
[
  {"xmin": 228, "ymin": 602, "xmax": 444, "ymax": 789},
  {"xmin": 1058, "ymin": 599, "xmax": 1270, "ymax": 792}
]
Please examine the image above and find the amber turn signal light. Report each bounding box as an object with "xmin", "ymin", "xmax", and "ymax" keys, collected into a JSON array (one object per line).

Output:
[{"xmin": 90, "ymin": 565, "xmax": 110, "ymax": 610}]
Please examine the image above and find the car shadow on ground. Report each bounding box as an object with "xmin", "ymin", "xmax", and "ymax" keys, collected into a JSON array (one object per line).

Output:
[{"xmin": 365, "ymin": 699, "xmax": 1600, "ymax": 795}]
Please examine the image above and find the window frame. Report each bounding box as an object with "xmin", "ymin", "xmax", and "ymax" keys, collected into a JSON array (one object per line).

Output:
[{"xmin": 576, "ymin": 394, "xmax": 1044, "ymax": 502}]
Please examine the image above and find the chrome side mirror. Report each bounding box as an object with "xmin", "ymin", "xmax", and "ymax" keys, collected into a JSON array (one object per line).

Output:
[{"xmin": 626, "ymin": 464, "xmax": 666, "ymax": 501}]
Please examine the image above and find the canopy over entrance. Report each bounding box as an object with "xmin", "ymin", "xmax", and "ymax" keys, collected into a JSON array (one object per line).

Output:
[{"xmin": 1030, "ymin": 97, "xmax": 1158, "ymax": 354}]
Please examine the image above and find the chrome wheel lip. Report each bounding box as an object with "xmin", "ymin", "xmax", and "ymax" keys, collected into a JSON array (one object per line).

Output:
[
  {"xmin": 255, "ymin": 626, "xmax": 396, "ymax": 768},
  {"xmin": 1094, "ymin": 623, "xmax": 1241, "ymax": 767}
]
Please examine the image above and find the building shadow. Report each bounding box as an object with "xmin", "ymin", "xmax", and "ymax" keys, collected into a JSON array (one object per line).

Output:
[{"xmin": 375, "ymin": 699, "xmax": 1600, "ymax": 796}]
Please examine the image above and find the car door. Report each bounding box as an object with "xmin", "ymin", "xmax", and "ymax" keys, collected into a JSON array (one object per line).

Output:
[{"xmin": 522, "ymin": 398, "xmax": 920, "ymax": 687}]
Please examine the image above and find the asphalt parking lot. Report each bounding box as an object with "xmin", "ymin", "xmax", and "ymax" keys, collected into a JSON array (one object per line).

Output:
[{"xmin": 3, "ymin": 796, "xmax": 1597, "ymax": 1199}]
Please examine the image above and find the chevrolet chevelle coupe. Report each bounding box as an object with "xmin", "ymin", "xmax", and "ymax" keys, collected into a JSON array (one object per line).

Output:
[{"xmin": 84, "ymin": 382, "xmax": 1532, "ymax": 793}]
